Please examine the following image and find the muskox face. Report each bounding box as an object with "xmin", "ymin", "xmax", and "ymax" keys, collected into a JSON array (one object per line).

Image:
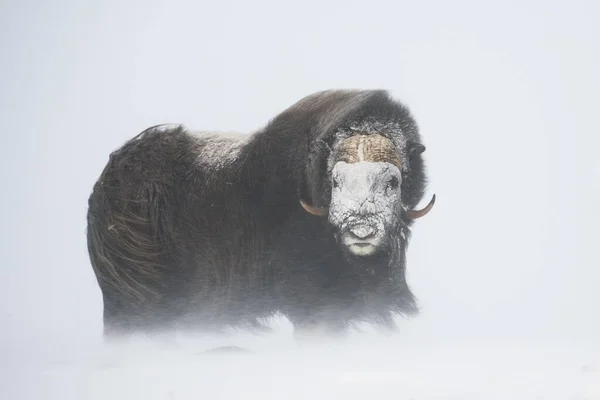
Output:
[
  {"xmin": 300, "ymin": 133, "xmax": 435, "ymax": 261},
  {"xmin": 328, "ymin": 161, "xmax": 403, "ymax": 257}
]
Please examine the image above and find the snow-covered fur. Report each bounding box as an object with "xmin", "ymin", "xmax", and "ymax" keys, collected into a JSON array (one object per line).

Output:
[{"xmin": 86, "ymin": 89, "xmax": 432, "ymax": 339}]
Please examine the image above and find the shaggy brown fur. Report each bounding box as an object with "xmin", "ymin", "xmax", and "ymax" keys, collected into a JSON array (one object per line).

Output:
[{"xmin": 86, "ymin": 89, "xmax": 434, "ymax": 339}]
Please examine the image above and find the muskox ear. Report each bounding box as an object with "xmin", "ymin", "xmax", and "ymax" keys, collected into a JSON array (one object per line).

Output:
[{"xmin": 407, "ymin": 142, "xmax": 426, "ymax": 156}]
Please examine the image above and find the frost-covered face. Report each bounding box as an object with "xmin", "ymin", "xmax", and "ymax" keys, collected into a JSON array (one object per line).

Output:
[
  {"xmin": 300, "ymin": 132, "xmax": 435, "ymax": 263},
  {"xmin": 328, "ymin": 161, "xmax": 403, "ymax": 257}
]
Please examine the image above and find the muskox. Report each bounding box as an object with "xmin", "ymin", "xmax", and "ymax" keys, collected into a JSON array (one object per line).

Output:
[{"xmin": 86, "ymin": 89, "xmax": 435, "ymax": 341}]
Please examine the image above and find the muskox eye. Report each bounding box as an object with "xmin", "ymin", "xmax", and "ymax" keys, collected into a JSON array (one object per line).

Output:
[{"xmin": 388, "ymin": 176, "xmax": 399, "ymax": 190}]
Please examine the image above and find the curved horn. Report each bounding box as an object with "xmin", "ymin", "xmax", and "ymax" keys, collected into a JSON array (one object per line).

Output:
[
  {"xmin": 300, "ymin": 199, "xmax": 329, "ymax": 217},
  {"xmin": 406, "ymin": 194, "xmax": 436, "ymax": 219}
]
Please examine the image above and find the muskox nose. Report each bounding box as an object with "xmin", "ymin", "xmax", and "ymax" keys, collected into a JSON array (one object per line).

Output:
[{"xmin": 349, "ymin": 225, "xmax": 376, "ymax": 240}]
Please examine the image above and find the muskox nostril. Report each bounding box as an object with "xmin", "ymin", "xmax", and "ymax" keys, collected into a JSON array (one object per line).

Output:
[{"xmin": 349, "ymin": 225, "xmax": 376, "ymax": 240}]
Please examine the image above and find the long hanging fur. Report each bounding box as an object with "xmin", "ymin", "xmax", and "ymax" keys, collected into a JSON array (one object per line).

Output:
[{"xmin": 86, "ymin": 89, "xmax": 430, "ymax": 338}]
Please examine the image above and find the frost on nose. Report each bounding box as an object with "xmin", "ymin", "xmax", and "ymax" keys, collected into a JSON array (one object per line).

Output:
[
  {"xmin": 350, "ymin": 225, "xmax": 376, "ymax": 239},
  {"xmin": 357, "ymin": 198, "xmax": 377, "ymax": 216}
]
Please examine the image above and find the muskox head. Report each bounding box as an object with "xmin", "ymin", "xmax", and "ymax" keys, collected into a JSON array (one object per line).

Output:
[{"xmin": 300, "ymin": 129, "xmax": 435, "ymax": 261}]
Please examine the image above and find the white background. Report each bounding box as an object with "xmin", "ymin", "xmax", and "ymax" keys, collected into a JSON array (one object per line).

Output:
[{"xmin": 2, "ymin": 0, "xmax": 599, "ymax": 398}]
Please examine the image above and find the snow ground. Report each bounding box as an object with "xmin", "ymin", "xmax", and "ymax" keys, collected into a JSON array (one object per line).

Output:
[{"xmin": 4, "ymin": 319, "xmax": 599, "ymax": 400}]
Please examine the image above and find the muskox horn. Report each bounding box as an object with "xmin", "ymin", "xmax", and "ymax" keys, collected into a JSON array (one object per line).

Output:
[
  {"xmin": 406, "ymin": 194, "xmax": 436, "ymax": 219},
  {"xmin": 300, "ymin": 199, "xmax": 329, "ymax": 217}
]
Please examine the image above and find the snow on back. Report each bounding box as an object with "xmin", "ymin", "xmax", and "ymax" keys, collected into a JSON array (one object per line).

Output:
[{"xmin": 190, "ymin": 130, "xmax": 249, "ymax": 171}]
